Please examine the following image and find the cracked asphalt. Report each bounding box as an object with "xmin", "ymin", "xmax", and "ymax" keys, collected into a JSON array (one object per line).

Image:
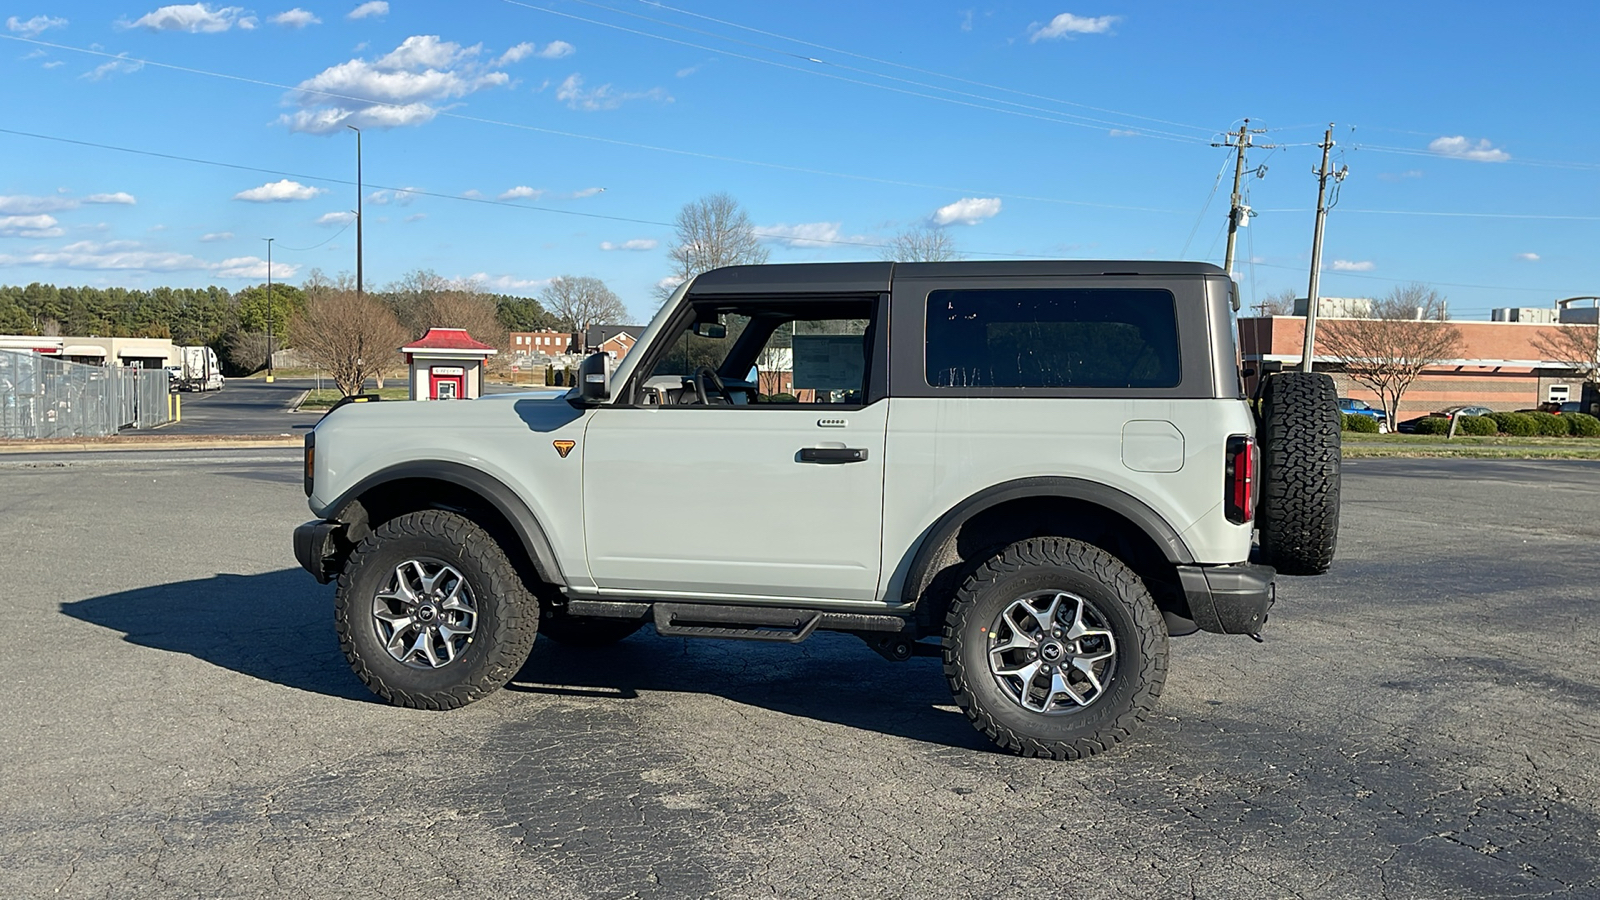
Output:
[{"xmin": 3, "ymin": 451, "xmax": 1597, "ymax": 899}]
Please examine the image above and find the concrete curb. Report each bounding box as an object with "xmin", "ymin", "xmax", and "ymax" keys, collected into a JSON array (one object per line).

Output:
[{"xmin": 0, "ymin": 436, "xmax": 301, "ymax": 454}]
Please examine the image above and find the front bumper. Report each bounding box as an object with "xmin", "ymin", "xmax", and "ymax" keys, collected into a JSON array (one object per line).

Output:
[
  {"xmin": 293, "ymin": 520, "xmax": 344, "ymax": 584},
  {"xmin": 1176, "ymin": 563, "xmax": 1276, "ymax": 636}
]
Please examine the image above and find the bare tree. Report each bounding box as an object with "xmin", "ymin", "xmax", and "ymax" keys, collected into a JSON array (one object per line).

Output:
[
  {"xmin": 1320, "ymin": 283, "xmax": 1464, "ymax": 423},
  {"xmin": 878, "ymin": 227, "xmax": 962, "ymax": 262},
  {"xmin": 540, "ymin": 276, "xmax": 628, "ymax": 343},
  {"xmin": 657, "ymin": 192, "xmax": 769, "ymax": 303},
  {"xmin": 1253, "ymin": 288, "xmax": 1298, "ymax": 317},
  {"xmin": 291, "ymin": 273, "xmax": 409, "ymax": 395},
  {"xmin": 223, "ymin": 329, "xmax": 270, "ymax": 373},
  {"xmin": 1531, "ymin": 322, "xmax": 1600, "ymax": 383}
]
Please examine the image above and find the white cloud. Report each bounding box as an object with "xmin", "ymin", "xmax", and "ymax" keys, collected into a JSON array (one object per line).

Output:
[
  {"xmin": 7, "ymin": 15, "xmax": 68, "ymax": 36},
  {"xmin": 1107, "ymin": 129, "xmax": 1140, "ymax": 138},
  {"xmin": 367, "ymin": 187, "xmax": 418, "ymax": 205},
  {"xmin": 404, "ymin": 213, "xmax": 426, "ymax": 223},
  {"xmin": 214, "ymin": 255, "xmax": 298, "ymax": 278},
  {"xmin": 565, "ymin": 187, "xmax": 605, "ymax": 199},
  {"xmin": 675, "ymin": 63, "xmax": 702, "ymax": 78},
  {"xmin": 82, "ymin": 54, "xmax": 144, "ymax": 81},
  {"xmin": 1029, "ymin": 12, "xmax": 1119, "ymax": 42},
  {"xmin": 655, "ymin": 275, "xmax": 686, "ymax": 294},
  {"xmin": 271, "ymin": 8, "xmax": 321, "ymax": 28},
  {"xmin": 0, "ymin": 215, "xmax": 65, "ymax": 238},
  {"xmin": 123, "ymin": 4, "xmax": 256, "ymax": 32},
  {"xmin": 461, "ymin": 189, "xmax": 483, "ymax": 199},
  {"xmin": 0, "ymin": 240, "xmax": 298, "ymax": 278},
  {"xmin": 469, "ymin": 272, "xmax": 550, "ymax": 293},
  {"xmin": 537, "ymin": 40, "xmax": 575, "ymax": 59},
  {"xmin": 0, "ymin": 194, "xmax": 76, "ymax": 214},
  {"xmin": 1515, "ymin": 252, "xmax": 1540, "ymax": 262},
  {"xmin": 555, "ymin": 73, "xmax": 671, "ymax": 111},
  {"xmin": 498, "ymin": 186, "xmax": 543, "ymax": 201},
  {"xmin": 756, "ymin": 222, "xmax": 845, "ymax": 249},
  {"xmin": 199, "ymin": 231, "xmax": 234, "ymax": 242},
  {"xmin": 42, "ymin": 60, "xmax": 65, "ymax": 69},
  {"xmin": 929, "ymin": 197, "xmax": 1001, "ymax": 227},
  {"xmin": 1428, "ymin": 135, "xmax": 1510, "ymax": 162},
  {"xmin": 599, "ymin": 238, "xmax": 658, "ymax": 251},
  {"xmin": 493, "ymin": 40, "xmax": 572, "ymax": 66},
  {"xmin": 347, "ymin": 1, "xmax": 388, "ymax": 20},
  {"xmin": 316, "ymin": 211, "xmax": 356, "ymax": 225},
  {"xmin": 84, "ymin": 192, "xmax": 137, "ymax": 205},
  {"xmin": 281, "ymin": 34, "xmax": 515, "ymax": 134},
  {"xmin": 234, "ymin": 179, "xmax": 326, "ymax": 202},
  {"xmin": 1328, "ymin": 259, "xmax": 1375, "ymax": 272}
]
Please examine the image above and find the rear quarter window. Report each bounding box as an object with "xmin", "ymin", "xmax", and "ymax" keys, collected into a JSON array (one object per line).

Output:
[{"xmin": 925, "ymin": 288, "xmax": 1181, "ymax": 389}]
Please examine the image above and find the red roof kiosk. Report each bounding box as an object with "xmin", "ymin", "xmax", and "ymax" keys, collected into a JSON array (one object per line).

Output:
[{"xmin": 401, "ymin": 328, "xmax": 498, "ymax": 401}]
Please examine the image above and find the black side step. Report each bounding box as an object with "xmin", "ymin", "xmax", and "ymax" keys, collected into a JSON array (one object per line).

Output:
[{"xmin": 654, "ymin": 603, "xmax": 821, "ymax": 643}]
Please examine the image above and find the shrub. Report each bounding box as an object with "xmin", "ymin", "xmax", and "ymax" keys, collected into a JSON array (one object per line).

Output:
[
  {"xmin": 1526, "ymin": 411, "xmax": 1569, "ymax": 437},
  {"xmin": 1489, "ymin": 412, "xmax": 1538, "ymax": 436},
  {"xmin": 1567, "ymin": 412, "xmax": 1600, "ymax": 438},
  {"xmin": 1457, "ymin": 415, "xmax": 1499, "ymax": 436},
  {"xmin": 1410, "ymin": 416, "xmax": 1452, "ymax": 435},
  {"xmin": 1343, "ymin": 413, "xmax": 1380, "ymax": 433}
]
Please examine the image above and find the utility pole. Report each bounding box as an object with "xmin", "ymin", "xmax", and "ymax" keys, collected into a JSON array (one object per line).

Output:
[
  {"xmin": 347, "ymin": 125, "xmax": 363, "ymax": 297},
  {"xmin": 1301, "ymin": 124, "xmax": 1347, "ymax": 373},
  {"xmin": 264, "ymin": 237, "xmax": 276, "ymax": 383},
  {"xmin": 1212, "ymin": 119, "xmax": 1273, "ymax": 279}
]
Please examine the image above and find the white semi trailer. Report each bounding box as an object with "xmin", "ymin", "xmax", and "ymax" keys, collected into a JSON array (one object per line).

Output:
[{"xmin": 176, "ymin": 345, "xmax": 224, "ymax": 392}]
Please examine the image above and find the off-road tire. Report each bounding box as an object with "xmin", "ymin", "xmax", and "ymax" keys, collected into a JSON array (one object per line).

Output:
[
  {"xmin": 944, "ymin": 538, "xmax": 1168, "ymax": 760},
  {"xmin": 335, "ymin": 509, "xmax": 539, "ymax": 709},
  {"xmin": 538, "ymin": 612, "xmax": 645, "ymax": 647},
  {"xmin": 1256, "ymin": 371, "xmax": 1342, "ymax": 576}
]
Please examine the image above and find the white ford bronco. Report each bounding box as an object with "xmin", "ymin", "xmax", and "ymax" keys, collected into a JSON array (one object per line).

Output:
[{"xmin": 295, "ymin": 261, "xmax": 1340, "ymax": 759}]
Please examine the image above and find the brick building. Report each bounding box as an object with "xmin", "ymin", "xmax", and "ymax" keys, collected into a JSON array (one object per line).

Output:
[
  {"xmin": 509, "ymin": 330, "xmax": 574, "ymax": 356},
  {"xmin": 1238, "ymin": 315, "xmax": 1596, "ymax": 414}
]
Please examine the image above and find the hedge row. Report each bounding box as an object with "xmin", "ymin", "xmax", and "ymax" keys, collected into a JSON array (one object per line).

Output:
[{"xmin": 1342, "ymin": 413, "xmax": 1381, "ymax": 433}]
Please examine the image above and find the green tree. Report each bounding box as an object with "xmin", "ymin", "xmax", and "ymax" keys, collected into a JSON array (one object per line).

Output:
[{"xmin": 236, "ymin": 283, "xmax": 306, "ymax": 343}]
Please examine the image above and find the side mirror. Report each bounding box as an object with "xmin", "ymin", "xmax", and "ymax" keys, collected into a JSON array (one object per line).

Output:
[{"xmin": 577, "ymin": 351, "xmax": 611, "ymax": 404}]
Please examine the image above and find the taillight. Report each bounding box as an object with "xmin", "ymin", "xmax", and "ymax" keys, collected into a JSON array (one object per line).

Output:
[
  {"xmin": 304, "ymin": 431, "xmax": 315, "ymax": 497},
  {"xmin": 1225, "ymin": 434, "xmax": 1256, "ymax": 524}
]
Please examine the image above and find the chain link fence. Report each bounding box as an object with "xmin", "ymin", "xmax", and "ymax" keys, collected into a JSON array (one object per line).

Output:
[{"xmin": 0, "ymin": 350, "xmax": 172, "ymax": 439}]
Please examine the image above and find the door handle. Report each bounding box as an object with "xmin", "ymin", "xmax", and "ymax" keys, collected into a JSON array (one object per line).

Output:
[{"xmin": 798, "ymin": 447, "xmax": 869, "ymax": 463}]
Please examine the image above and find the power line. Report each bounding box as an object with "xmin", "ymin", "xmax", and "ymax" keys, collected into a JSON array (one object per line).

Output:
[
  {"xmin": 555, "ymin": 0, "xmax": 1214, "ymax": 140},
  {"xmin": 0, "ymin": 34, "xmax": 1185, "ymax": 215},
  {"xmin": 621, "ymin": 0, "xmax": 1217, "ymax": 136},
  {"xmin": 1255, "ymin": 207, "xmax": 1600, "ymax": 221},
  {"xmin": 497, "ymin": 0, "xmax": 1210, "ymax": 144},
  {"xmin": 0, "ymin": 125, "xmax": 1084, "ymax": 260}
]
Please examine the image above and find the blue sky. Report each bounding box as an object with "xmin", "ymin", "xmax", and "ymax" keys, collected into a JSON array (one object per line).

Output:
[{"xmin": 1, "ymin": 0, "xmax": 1596, "ymax": 321}]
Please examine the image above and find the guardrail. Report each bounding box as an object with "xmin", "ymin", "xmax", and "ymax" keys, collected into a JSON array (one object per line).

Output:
[{"xmin": 0, "ymin": 349, "xmax": 172, "ymax": 439}]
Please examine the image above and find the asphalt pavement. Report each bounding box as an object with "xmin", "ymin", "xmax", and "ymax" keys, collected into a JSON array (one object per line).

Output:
[
  {"xmin": 158, "ymin": 377, "xmax": 316, "ymax": 436},
  {"xmin": 2, "ymin": 454, "xmax": 1597, "ymax": 899}
]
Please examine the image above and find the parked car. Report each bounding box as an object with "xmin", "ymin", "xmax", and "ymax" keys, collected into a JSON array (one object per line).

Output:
[
  {"xmin": 1397, "ymin": 405, "xmax": 1495, "ymax": 433},
  {"xmin": 1558, "ymin": 401, "xmax": 1585, "ymax": 415},
  {"xmin": 1338, "ymin": 397, "xmax": 1388, "ymax": 432}
]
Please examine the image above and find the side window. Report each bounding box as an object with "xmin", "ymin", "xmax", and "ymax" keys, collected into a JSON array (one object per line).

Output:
[
  {"xmin": 755, "ymin": 316, "xmax": 869, "ymax": 405},
  {"xmin": 651, "ymin": 312, "xmax": 752, "ymax": 378},
  {"xmin": 925, "ymin": 288, "xmax": 1181, "ymax": 389}
]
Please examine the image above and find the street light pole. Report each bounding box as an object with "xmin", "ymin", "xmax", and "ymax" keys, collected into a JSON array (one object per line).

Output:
[
  {"xmin": 264, "ymin": 237, "xmax": 275, "ymax": 383},
  {"xmin": 347, "ymin": 125, "xmax": 363, "ymax": 297}
]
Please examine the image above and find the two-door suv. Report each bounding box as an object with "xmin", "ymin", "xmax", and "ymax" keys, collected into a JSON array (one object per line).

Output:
[{"xmin": 295, "ymin": 261, "xmax": 1340, "ymax": 759}]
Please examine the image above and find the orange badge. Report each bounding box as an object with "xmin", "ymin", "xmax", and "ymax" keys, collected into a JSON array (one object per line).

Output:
[{"xmin": 552, "ymin": 440, "xmax": 576, "ymax": 459}]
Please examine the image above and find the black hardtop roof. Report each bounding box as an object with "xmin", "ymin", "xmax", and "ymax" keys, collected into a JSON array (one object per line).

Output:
[{"xmin": 688, "ymin": 260, "xmax": 1227, "ymax": 294}]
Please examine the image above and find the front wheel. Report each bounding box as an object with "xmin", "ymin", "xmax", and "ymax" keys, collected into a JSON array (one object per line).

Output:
[
  {"xmin": 944, "ymin": 538, "xmax": 1168, "ymax": 760},
  {"xmin": 335, "ymin": 509, "xmax": 540, "ymax": 709}
]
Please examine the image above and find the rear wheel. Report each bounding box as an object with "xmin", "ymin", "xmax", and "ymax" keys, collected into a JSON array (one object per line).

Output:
[
  {"xmin": 944, "ymin": 538, "xmax": 1168, "ymax": 760},
  {"xmin": 335, "ymin": 509, "xmax": 539, "ymax": 709}
]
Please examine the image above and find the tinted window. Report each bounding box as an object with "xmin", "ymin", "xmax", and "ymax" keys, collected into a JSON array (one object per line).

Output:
[{"xmin": 925, "ymin": 289, "xmax": 1181, "ymax": 389}]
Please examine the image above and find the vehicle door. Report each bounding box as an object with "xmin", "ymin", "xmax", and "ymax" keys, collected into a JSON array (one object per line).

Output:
[{"xmin": 582, "ymin": 295, "xmax": 888, "ymax": 603}]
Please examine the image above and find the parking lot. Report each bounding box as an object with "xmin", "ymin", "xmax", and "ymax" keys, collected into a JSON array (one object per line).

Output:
[{"xmin": 3, "ymin": 452, "xmax": 1597, "ymax": 899}]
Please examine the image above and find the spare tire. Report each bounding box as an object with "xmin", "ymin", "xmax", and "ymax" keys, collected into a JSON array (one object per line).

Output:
[{"xmin": 1256, "ymin": 371, "xmax": 1341, "ymax": 575}]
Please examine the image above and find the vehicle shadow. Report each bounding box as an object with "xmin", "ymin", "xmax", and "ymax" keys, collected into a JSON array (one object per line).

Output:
[
  {"xmin": 59, "ymin": 569, "xmax": 371, "ymax": 702},
  {"xmin": 60, "ymin": 570, "xmax": 986, "ymax": 749},
  {"xmin": 510, "ymin": 628, "xmax": 991, "ymax": 752}
]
